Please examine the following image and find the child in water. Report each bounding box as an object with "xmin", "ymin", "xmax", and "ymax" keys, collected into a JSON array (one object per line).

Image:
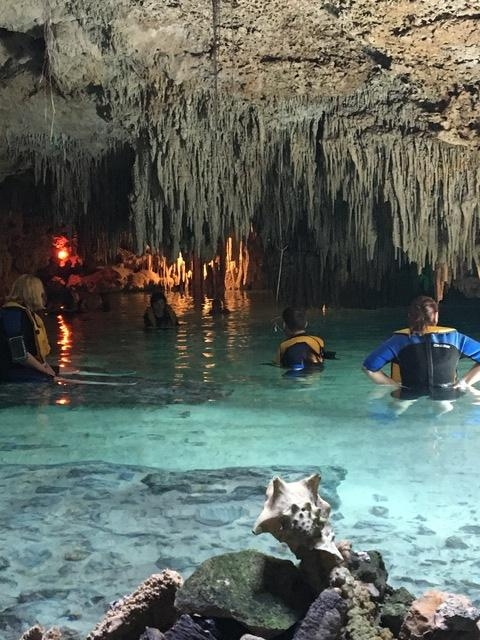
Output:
[{"xmin": 276, "ymin": 307, "xmax": 325, "ymax": 371}]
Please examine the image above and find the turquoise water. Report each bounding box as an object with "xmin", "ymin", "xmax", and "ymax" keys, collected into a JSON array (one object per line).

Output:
[{"xmin": 1, "ymin": 292, "xmax": 480, "ymax": 638}]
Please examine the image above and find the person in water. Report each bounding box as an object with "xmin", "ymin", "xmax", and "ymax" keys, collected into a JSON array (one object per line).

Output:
[
  {"xmin": 362, "ymin": 295, "xmax": 480, "ymax": 400},
  {"xmin": 276, "ymin": 307, "xmax": 325, "ymax": 370},
  {"xmin": 0, "ymin": 274, "xmax": 57, "ymax": 382},
  {"xmin": 143, "ymin": 291, "xmax": 179, "ymax": 329},
  {"xmin": 209, "ymin": 298, "xmax": 230, "ymax": 316}
]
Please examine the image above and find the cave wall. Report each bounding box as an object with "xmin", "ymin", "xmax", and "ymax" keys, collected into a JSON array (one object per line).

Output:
[{"xmin": 0, "ymin": 0, "xmax": 479, "ymax": 304}]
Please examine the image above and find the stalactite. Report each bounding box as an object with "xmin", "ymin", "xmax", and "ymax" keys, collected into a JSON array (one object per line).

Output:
[{"xmin": 7, "ymin": 0, "xmax": 480, "ymax": 299}]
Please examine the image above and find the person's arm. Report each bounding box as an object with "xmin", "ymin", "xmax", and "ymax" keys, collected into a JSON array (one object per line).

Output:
[
  {"xmin": 362, "ymin": 335, "xmax": 401, "ymax": 386},
  {"xmin": 362, "ymin": 366, "xmax": 398, "ymax": 386},
  {"xmin": 274, "ymin": 343, "xmax": 283, "ymax": 366},
  {"xmin": 458, "ymin": 363, "xmax": 480, "ymax": 388},
  {"xmin": 456, "ymin": 333, "xmax": 480, "ymax": 388},
  {"xmin": 23, "ymin": 352, "xmax": 56, "ymax": 377}
]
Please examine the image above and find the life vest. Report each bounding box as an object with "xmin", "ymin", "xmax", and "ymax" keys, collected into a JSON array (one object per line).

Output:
[
  {"xmin": 390, "ymin": 325, "xmax": 456, "ymax": 386},
  {"xmin": 277, "ymin": 334, "xmax": 325, "ymax": 366},
  {"xmin": 0, "ymin": 302, "xmax": 51, "ymax": 361}
]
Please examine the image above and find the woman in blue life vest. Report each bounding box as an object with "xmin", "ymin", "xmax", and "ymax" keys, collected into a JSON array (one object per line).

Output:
[
  {"xmin": 362, "ymin": 295, "xmax": 480, "ymax": 399},
  {"xmin": 276, "ymin": 307, "xmax": 325, "ymax": 371},
  {"xmin": 0, "ymin": 275, "xmax": 57, "ymax": 382}
]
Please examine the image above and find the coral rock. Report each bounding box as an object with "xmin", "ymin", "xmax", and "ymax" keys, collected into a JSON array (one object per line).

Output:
[
  {"xmin": 86, "ymin": 570, "xmax": 183, "ymax": 640},
  {"xmin": 399, "ymin": 590, "xmax": 480, "ymax": 639}
]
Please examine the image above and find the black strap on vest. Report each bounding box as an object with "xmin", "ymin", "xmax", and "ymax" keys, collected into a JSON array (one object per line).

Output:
[{"xmin": 425, "ymin": 335, "xmax": 435, "ymax": 393}]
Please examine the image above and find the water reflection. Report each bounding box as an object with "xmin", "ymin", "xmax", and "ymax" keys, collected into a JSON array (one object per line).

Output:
[{"xmin": 56, "ymin": 314, "xmax": 73, "ymax": 367}]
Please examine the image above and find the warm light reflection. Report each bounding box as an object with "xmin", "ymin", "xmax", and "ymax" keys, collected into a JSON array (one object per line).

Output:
[
  {"xmin": 55, "ymin": 397, "xmax": 70, "ymax": 406},
  {"xmin": 57, "ymin": 248, "xmax": 69, "ymax": 262},
  {"xmin": 57, "ymin": 314, "xmax": 73, "ymax": 366}
]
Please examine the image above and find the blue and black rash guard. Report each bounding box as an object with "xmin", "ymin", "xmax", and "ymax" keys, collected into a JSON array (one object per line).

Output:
[{"xmin": 363, "ymin": 325, "xmax": 480, "ymax": 390}]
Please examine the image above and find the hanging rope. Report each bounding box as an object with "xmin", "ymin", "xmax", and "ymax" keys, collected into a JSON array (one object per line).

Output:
[
  {"xmin": 276, "ymin": 244, "xmax": 288, "ymax": 303},
  {"xmin": 211, "ymin": 0, "xmax": 221, "ymax": 254},
  {"xmin": 275, "ymin": 148, "xmax": 288, "ymax": 303}
]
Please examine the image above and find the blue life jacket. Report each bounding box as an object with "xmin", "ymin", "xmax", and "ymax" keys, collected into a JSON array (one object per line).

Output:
[
  {"xmin": 0, "ymin": 307, "xmax": 23, "ymax": 379},
  {"xmin": 0, "ymin": 306, "xmax": 24, "ymax": 338}
]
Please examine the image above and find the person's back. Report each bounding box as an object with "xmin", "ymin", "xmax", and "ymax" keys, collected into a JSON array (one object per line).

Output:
[
  {"xmin": 392, "ymin": 327, "xmax": 462, "ymax": 390},
  {"xmin": 277, "ymin": 307, "xmax": 324, "ymax": 370},
  {"xmin": 363, "ymin": 295, "xmax": 480, "ymax": 396}
]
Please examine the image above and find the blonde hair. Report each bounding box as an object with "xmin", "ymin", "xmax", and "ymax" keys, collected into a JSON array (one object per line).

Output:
[{"xmin": 7, "ymin": 275, "xmax": 46, "ymax": 311}]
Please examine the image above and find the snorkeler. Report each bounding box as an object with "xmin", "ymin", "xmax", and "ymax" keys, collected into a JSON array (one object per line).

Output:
[
  {"xmin": 276, "ymin": 307, "xmax": 326, "ymax": 371},
  {"xmin": 143, "ymin": 290, "xmax": 179, "ymax": 329},
  {"xmin": 362, "ymin": 295, "xmax": 480, "ymax": 401}
]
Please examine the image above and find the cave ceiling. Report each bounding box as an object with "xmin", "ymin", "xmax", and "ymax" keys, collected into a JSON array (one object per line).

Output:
[{"xmin": 1, "ymin": 0, "xmax": 480, "ymax": 285}]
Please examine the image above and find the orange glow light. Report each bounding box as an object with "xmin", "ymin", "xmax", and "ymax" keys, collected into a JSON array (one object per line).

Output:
[{"xmin": 57, "ymin": 249, "xmax": 69, "ymax": 261}]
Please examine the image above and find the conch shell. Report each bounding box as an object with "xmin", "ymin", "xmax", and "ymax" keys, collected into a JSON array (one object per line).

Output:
[{"xmin": 253, "ymin": 473, "xmax": 342, "ymax": 562}]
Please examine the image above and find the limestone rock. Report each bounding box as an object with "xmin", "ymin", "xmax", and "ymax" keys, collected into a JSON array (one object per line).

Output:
[
  {"xmin": 19, "ymin": 626, "xmax": 45, "ymax": 640},
  {"xmin": 399, "ymin": 590, "xmax": 480, "ymax": 639},
  {"xmin": 174, "ymin": 550, "xmax": 314, "ymax": 639},
  {"xmin": 86, "ymin": 570, "xmax": 183, "ymax": 640},
  {"xmin": 18, "ymin": 627, "xmax": 66, "ymax": 640},
  {"xmin": 1, "ymin": 0, "xmax": 480, "ymax": 304}
]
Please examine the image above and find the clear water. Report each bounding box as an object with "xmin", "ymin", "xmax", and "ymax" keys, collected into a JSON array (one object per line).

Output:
[{"xmin": 2, "ymin": 292, "xmax": 480, "ymax": 638}]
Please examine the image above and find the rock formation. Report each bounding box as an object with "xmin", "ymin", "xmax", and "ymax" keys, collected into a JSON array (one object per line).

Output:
[{"xmin": 1, "ymin": 1, "xmax": 480, "ymax": 304}]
